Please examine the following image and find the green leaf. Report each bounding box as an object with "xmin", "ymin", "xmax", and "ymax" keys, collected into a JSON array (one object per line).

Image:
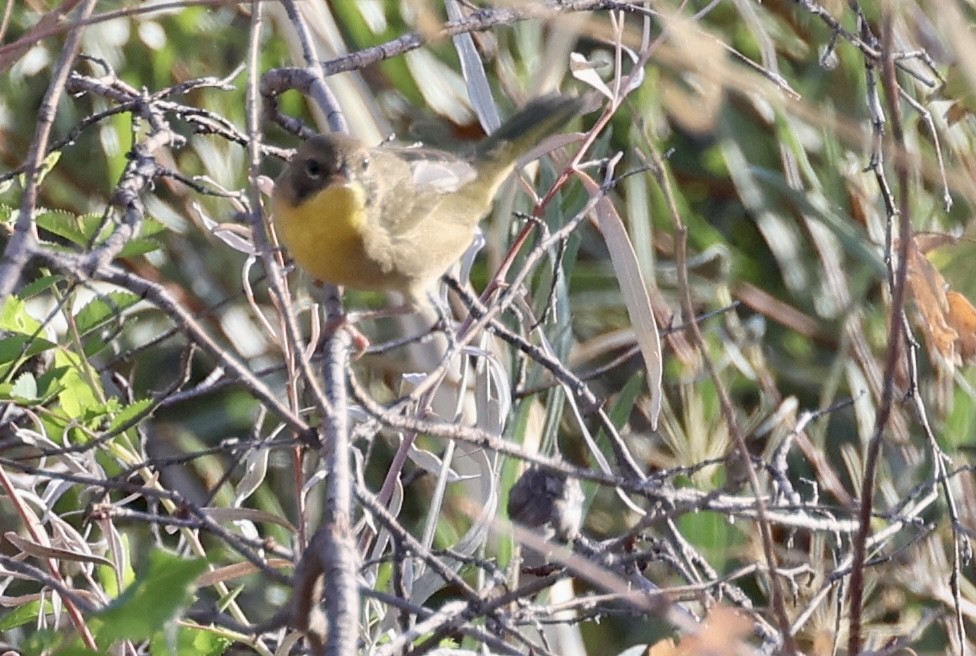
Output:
[
  {"xmin": 117, "ymin": 216, "xmax": 168, "ymax": 258},
  {"xmin": 97, "ymin": 532, "xmax": 135, "ymax": 598},
  {"xmin": 606, "ymin": 370, "xmax": 644, "ymax": 430},
  {"xmin": 36, "ymin": 149, "xmax": 61, "ymax": 184},
  {"xmin": 677, "ymin": 510, "xmax": 741, "ymax": 570},
  {"xmin": 0, "ymin": 333, "xmax": 56, "ymax": 367},
  {"xmin": 34, "ymin": 209, "xmax": 167, "ymax": 257},
  {"xmin": 0, "ymin": 297, "xmax": 55, "ymax": 374},
  {"xmin": 149, "ymin": 624, "xmax": 232, "ymax": 656},
  {"xmin": 140, "ymin": 215, "xmax": 168, "ymax": 238},
  {"xmin": 47, "ymin": 647, "xmax": 101, "ymax": 656},
  {"xmin": 55, "ymin": 368, "xmax": 98, "ymax": 420},
  {"xmin": 749, "ymin": 166, "xmax": 886, "ymax": 277},
  {"xmin": 0, "ymin": 294, "xmax": 43, "ymax": 333},
  {"xmin": 74, "ymin": 291, "xmax": 140, "ymax": 335},
  {"xmin": 118, "ymin": 236, "xmax": 163, "ymax": 257},
  {"xmin": 18, "ymin": 273, "xmax": 62, "ymax": 298},
  {"xmin": 16, "ymin": 150, "xmax": 61, "ymax": 190},
  {"xmin": 0, "ymin": 598, "xmax": 50, "ymax": 631},
  {"xmin": 10, "ymin": 371, "xmax": 38, "ymax": 401},
  {"xmin": 34, "ymin": 364, "xmax": 69, "ymax": 400},
  {"xmin": 35, "ymin": 210, "xmax": 105, "ymax": 247},
  {"xmin": 109, "ymin": 398, "xmax": 154, "ymax": 432},
  {"xmin": 94, "ymin": 549, "xmax": 207, "ymax": 645}
]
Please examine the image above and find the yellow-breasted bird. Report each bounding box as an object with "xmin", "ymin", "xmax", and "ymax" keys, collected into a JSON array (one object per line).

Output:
[{"xmin": 271, "ymin": 94, "xmax": 584, "ymax": 307}]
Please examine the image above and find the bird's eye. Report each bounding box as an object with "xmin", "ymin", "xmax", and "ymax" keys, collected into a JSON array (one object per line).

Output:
[
  {"xmin": 304, "ymin": 159, "xmax": 322, "ymax": 179},
  {"xmin": 361, "ymin": 156, "xmax": 370, "ymax": 172}
]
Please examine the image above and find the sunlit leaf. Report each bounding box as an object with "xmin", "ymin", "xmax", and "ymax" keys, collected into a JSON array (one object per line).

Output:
[
  {"xmin": 10, "ymin": 371, "xmax": 37, "ymax": 401},
  {"xmin": 74, "ymin": 291, "xmax": 141, "ymax": 336},
  {"xmin": 94, "ymin": 549, "xmax": 206, "ymax": 644},
  {"xmin": 35, "ymin": 209, "xmax": 104, "ymax": 247}
]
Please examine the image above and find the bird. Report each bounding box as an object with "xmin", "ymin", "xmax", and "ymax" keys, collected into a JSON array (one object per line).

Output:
[
  {"xmin": 271, "ymin": 94, "xmax": 585, "ymax": 309},
  {"xmin": 507, "ymin": 465, "xmax": 585, "ymax": 543}
]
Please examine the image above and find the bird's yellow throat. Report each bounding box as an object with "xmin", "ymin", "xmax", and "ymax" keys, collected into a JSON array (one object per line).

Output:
[{"xmin": 273, "ymin": 181, "xmax": 371, "ymax": 286}]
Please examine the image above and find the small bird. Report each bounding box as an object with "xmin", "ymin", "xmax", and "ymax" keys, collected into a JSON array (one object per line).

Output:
[
  {"xmin": 507, "ymin": 466, "xmax": 585, "ymax": 543},
  {"xmin": 271, "ymin": 94, "xmax": 584, "ymax": 308}
]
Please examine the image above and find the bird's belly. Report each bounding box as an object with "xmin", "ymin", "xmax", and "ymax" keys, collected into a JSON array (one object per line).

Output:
[
  {"xmin": 274, "ymin": 184, "xmax": 402, "ymax": 291},
  {"xmin": 292, "ymin": 230, "xmax": 388, "ymax": 289}
]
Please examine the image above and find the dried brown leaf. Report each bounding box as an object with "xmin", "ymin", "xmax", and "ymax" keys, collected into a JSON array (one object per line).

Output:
[
  {"xmin": 906, "ymin": 239, "xmax": 956, "ymax": 361},
  {"xmin": 946, "ymin": 290, "xmax": 976, "ymax": 364}
]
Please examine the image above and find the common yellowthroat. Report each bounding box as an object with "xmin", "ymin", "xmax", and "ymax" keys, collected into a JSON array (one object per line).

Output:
[{"xmin": 271, "ymin": 94, "xmax": 584, "ymax": 307}]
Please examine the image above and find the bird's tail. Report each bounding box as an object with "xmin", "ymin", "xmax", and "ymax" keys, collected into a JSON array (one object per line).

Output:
[{"xmin": 472, "ymin": 94, "xmax": 586, "ymax": 191}]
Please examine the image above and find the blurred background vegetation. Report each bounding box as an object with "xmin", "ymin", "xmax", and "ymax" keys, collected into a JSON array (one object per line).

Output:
[{"xmin": 2, "ymin": 1, "xmax": 976, "ymax": 655}]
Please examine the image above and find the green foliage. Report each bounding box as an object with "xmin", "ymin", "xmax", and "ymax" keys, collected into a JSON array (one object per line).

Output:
[
  {"xmin": 92, "ymin": 549, "xmax": 207, "ymax": 646},
  {"xmin": 0, "ymin": 599, "xmax": 53, "ymax": 632},
  {"xmin": 148, "ymin": 625, "xmax": 231, "ymax": 656},
  {"xmin": 3, "ymin": 2, "xmax": 976, "ymax": 655},
  {"xmin": 10, "ymin": 548, "xmax": 213, "ymax": 656}
]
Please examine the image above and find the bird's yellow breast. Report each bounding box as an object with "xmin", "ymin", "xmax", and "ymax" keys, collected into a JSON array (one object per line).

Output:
[{"xmin": 273, "ymin": 182, "xmax": 380, "ymax": 288}]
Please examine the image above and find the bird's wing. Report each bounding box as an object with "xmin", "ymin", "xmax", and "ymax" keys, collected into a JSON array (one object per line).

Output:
[
  {"xmin": 409, "ymin": 157, "xmax": 477, "ymax": 193},
  {"xmin": 375, "ymin": 146, "xmax": 480, "ymax": 235}
]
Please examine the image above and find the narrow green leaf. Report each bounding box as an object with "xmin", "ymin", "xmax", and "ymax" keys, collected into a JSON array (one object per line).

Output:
[
  {"xmin": 749, "ymin": 166, "xmax": 886, "ymax": 277},
  {"xmin": 606, "ymin": 370, "xmax": 644, "ymax": 430},
  {"xmin": 0, "ymin": 598, "xmax": 50, "ymax": 630},
  {"xmin": 17, "ymin": 150, "xmax": 61, "ymax": 189},
  {"xmin": 37, "ymin": 149, "xmax": 61, "ymax": 184}
]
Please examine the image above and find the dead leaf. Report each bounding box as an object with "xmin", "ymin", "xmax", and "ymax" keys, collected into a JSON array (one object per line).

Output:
[
  {"xmin": 904, "ymin": 233, "xmax": 976, "ymax": 368},
  {"xmin": 648, "ymin": 605, "xmax": 753, "ymax": 656},
  {"xmin": 677, "ymin": 605, "xmax": 752, "ymax": 655},
  {"xmin": 648, "ymin": 638, "xmax": 677, "ymax": 655},
  {"xmin": 906, "ymin": 238, "xmax": 957, "ymax": 361},
  {"xmin": 913, "ymin": 231, "xmax": 959, "ymax": 254},
  {"xmin": 947, "ymin": 290, "xmax": 976, "ymax": 363}
]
